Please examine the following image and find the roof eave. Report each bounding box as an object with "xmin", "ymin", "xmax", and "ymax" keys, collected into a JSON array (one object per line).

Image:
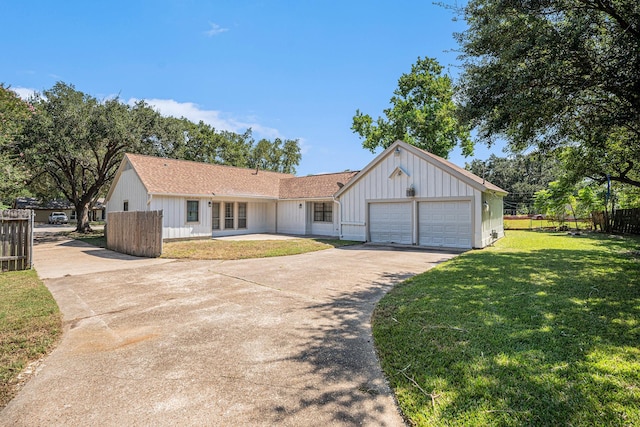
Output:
[{"xmin": 148, "ymin": 192, "xmax": 279, "ymax": 200}]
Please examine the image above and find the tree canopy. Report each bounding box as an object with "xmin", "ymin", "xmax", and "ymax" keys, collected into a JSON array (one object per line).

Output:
[
  {"xmin": 0, "ymin": 84, "xmax": 33, "ymax": 206},
  {"xmin": 457, "ymin": 0, "xmax": 640, "ymax": 187},
  {"xmin": 5, "ymin": 82, "xmax": 301, "ymax": 230},
  {"xmin": 18, "ymin": 82, "xmax": 173, "ymax": 231},
  {"xmin": 466, "ymin": 152, "xmax": 562, "ymax": 213},
  {"xmin": 352, "ymin": 57, "xmax": 473, "ymax": 158}
]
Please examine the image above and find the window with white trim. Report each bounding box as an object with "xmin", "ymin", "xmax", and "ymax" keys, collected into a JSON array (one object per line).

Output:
[
  {"xmin": 187, "ymin": 200, "xmax": 199, "ymax": 222},
  {"xmin": 313, "ymin": 202, "xmax": 332, "ymax": 222}
]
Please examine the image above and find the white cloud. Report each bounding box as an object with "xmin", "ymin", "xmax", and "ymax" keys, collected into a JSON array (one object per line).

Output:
[
  {"xmin": 12, "ymin": 87, "xmax": 37, "ymax": 100},
  {"xmin": 130, "ymin": 98, "xmax": 281, "ymax": 139},
  {"xmin": 204, "ymin": 22, "xmax": 229, "ymax": 37},
  {"xmin": 297, "ymin": 138, "xmax": 311, "ymax": 155}
]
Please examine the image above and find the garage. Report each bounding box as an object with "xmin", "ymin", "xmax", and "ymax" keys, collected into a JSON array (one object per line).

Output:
[
  {"xmin": 419, "ymin": 201, "xmax": 472, "ymax": 249},
  {"xmin": 369, "ymin": 202, "xmax": 412, "ymax": 245}
]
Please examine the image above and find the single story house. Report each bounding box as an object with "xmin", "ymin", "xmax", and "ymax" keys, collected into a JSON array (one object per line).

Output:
[
  {"xmin": 13, "ymin": 197, "xmax": 105, "ymax": 223},
  {"xmin": 105, "ymin": 140, "xmax": 506, "ymax": 249}
]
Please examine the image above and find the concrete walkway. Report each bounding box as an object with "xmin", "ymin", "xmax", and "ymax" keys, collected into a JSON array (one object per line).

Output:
[
  {"xmin": 1, "ymin": 240, "xmax": 459, "ymax": 426},
  {"xmin": 32, "ymin": 238, "xmax": 174, "ymax": 280}
]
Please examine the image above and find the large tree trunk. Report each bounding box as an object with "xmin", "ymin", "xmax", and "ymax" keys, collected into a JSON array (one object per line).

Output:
[{"xmin": 75, "ymin": 199, "xmax": 93, "ymax": 233}]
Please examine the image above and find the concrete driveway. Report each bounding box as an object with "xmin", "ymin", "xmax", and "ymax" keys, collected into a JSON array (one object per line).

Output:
[{"xmin": 1, "ymin": 239, "xmax": 459, "ymax": 426}]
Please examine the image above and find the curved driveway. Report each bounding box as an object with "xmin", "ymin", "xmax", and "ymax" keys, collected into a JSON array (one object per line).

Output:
[{"xmin": 1, "ymin": 239, "xmax": 459, "ymax": 426}]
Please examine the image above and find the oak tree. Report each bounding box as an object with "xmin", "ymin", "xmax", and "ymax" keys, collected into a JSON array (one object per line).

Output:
[
  {"xmin": 352, "ymin": 57, "xmax": 472, "ymax": 158},
  {"xmin": 20, "ymin": 82, "xmax": 170, "ymax": 232},
  {"xmin": 457, "ymin": 0, "xmax": 640, "ymax": 186}
]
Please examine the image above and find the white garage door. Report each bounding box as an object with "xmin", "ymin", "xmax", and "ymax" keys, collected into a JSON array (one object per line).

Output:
[
  {"xmin": 369, "ymin": 203, "xmax": 412, "ymax": 245},
  {"xmin": 419, "ymin": 201, "xmax": 472, "ymax": 248}
]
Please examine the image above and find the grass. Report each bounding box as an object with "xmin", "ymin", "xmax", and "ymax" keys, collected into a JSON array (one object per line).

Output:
[
  {"xmin": 373, "ymin": 230, "xmax": 640, "ymax": 426},
  {"xmin": 504, "ymin": 218, "xmax": 592, "ymax": 230},
  {"xmin": 0, "ymin": 270, "xmax": 61, "ymax": 408},
  {"xmin": 161, "ymin": 238, "xmax": 361, "ymax": 260},
  {"xmin": 65, "ymin": 229, "xmax": 106, "ymax": 248}
]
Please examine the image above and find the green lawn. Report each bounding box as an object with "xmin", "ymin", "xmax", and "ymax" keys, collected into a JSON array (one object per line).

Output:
[
  {"xmin": 504, "ymin": 218, "xmax": 592, "ymax": 230},
  {"xmin": 161, "ymin": 238, "xmax": 361, "ymax": 260},
  {"xmin": 373, "ymin": 231, "xmax": 640, "ymax": 426},
  {"xmin": 66, "ymin": 229, "xmax": 106, "ymax": 248},
  {"xmin": 0, "ymin": 270, "xmax": 61, "ymax": 408}
]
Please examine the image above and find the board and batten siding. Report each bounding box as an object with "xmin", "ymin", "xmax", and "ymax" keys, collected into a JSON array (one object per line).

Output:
[
  {"xmin": 106, "ymin": 168, "xmax": 149, "ymax": 214},
  {"xmin": 210, "ymin": 200, "xmax": 276, "ymax": 238},
  {"xmin": 276, "ymin": 200, "xmax": 306, "ymax": 235},
  {"xmin": 481, "ymin": 193, "xmax": 505, "ymax": 247},
  {"xmin": 150, "ymin": 196, "xmax": 211, "ymax": 240},
  {"xmin": 338, "ymin": 147, "xmax": 479, "ymax": 243},
  {"xmin": 309, "ymin": 201, "xmax": 340, "ymax": 237},
  {"xmin": 276, "ymin": 200, "xmax": 340, "ymax": 237},
  {"xmin": 151, "ymin": 197, "xmax": 277, "ymax": 240}
]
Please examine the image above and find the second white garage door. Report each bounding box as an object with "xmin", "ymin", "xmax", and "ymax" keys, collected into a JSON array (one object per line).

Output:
[
  {"xmin": 419, "ymin": 201, "xmax": 472, "ymax": 248},
  {"xmin": 369, "ymin": 202, "xmax": 412, "ymax": 245}
]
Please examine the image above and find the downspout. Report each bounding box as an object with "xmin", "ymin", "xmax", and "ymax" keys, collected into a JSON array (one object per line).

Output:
[
  {"xmin": 147, "ymin": 194, "xmax": 153, "ymax": 210},
  {"xmin": 333, "ymin": 196, "xmax": 342, "ymax": 239},
  {"xmin": 275, "ymin": 201, "xmax": 278, "ymax": 234}
]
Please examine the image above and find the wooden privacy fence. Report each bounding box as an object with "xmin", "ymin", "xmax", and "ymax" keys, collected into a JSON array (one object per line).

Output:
[
  {"xmin": 611, "ymin": 208, "xmax": 640, "ymax": 235},
  {"xmin": 106, "ymin": 210, "xmax": 163, "ymax": 257},
  {"xmin": 592, "ymin": 208, "xmax": 640, "ymax": 234},
  {"xmin": 0, "ymin": 209, "xmax": 34, "ymax": 272}
]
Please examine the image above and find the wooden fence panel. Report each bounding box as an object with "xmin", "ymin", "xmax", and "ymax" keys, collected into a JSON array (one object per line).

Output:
[
  {"xmin": 612, "ymin": 208, "xmax": 640, "ymax": 235},
  {"xmin": 0, "ymin": 209, "xmax": 33, "ymax": 272},
  {"xmin": 106, "ymin": 210, "xmax": 163, "ymax": 258}
]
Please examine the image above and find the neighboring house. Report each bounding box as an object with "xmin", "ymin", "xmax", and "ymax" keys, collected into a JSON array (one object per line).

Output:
[
  {"xmin": 106, "ymin": 140, "xmax": 507, "ymax": 248},
  {"xmin": 13, "ymin": 197, "xmax": 106, "ymax": 223}
]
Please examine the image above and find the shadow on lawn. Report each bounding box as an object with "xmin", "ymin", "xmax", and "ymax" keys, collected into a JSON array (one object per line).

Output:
[
  {"xmin": 375, "ymin": 243, "xmax": 640, "ymax": 425},
  {"xmin": 257, "ymin": 271, "xmax": 417, "ymax": 426}
]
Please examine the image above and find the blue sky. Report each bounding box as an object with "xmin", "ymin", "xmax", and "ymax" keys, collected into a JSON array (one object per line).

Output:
[{"xmin": 1, "ymin": 0, "xmax": 505, "ymax": 176}]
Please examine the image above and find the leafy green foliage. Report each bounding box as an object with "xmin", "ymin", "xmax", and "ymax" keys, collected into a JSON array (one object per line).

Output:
[
  {"xmin": 0, "ymin": 85, "xmax": 34, "ymax": 206},
  {"xmin": 457, "ymin": 0, "xmax": 640, "ymax": 187},
  {"xmin": 18, "ymin": 82, "xmax": 170, "ymax": 232},
  {"xmin": 352, "ymin": 57, "xmax": 472, "ymax": 158},
  {"xmin": 534, "ymin": 180, "xmax": 577, "ymax": 224},
  {"xmin": 576, "ymin": 185, "xmax": 604, "ymax": 217},
  {"xmin": 6, "ymin": 81, "xmax": 302, "ymax": 228},
  {"xmin": 146, "ymin": 118, "xmax": 301, "ymax": 174},
  {"xmin": 373, "ymin": 231, "xmax": 640, "ymax": 426},
  {"xmin": 248, "ymin": 137, "xmax": 301, "ymax": 174},
  {"xmin": 466, "ymin": 152, "xmax": 561, "ymax": 214}
]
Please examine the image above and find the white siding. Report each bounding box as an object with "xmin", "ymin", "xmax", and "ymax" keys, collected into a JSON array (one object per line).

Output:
[
  {"xmin": 106, "ymin": 168, "xmax": 149, "ymax": 215},
  {"xmin": 209, "ymin": 200, "xmax": 275, "ymax": 237},
  {"xmin": 152, "ymin": 197, "xmax": 277, "ymax": 240},
  {"xmin": 338, "ymin": 147, "xmax": 477, "ymax": 242},
  {"xmin": 276, "ymin": 200, "xmax": 306, "ymax": 235},
  {"xmin": 246, "ymin": 201, "xmax": 276, "ymax": 234},
  {"xmin": 309, "ymin": 201, "xmax": 340, "ymax": 237},
  {"xmin": 150, "ymin": 196, "xmax": 212, "ymax": 240},
  {"xmin": 481, "ymin": 193, "xmax": 505, "ymax": 247}
]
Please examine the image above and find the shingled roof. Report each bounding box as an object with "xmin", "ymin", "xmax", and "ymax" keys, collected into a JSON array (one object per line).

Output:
[
  {"xmin": 279, "ymin": 171, "xmax": 359, "ymax": 199},
  {"xmin": 124, "ymin": 154, "xmax": 293, "ymax": 198}
]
